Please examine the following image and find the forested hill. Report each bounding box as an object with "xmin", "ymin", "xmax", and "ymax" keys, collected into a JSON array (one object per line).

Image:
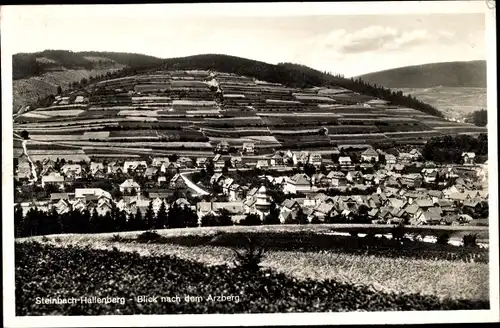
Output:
[
  {"xmin": 13, "ymin": 50, "xmax": 163, "ymax": 80},
  {"xmin": 357, "ymin": 60, "xmax": 486, "ymax": 88},
  {"xmin": 163, "ymin": 54, "xmax": 444, "ymax": 117},
  {"xmin": 13, "ymin": 51, "xmax": 444, "ymax": 118}
]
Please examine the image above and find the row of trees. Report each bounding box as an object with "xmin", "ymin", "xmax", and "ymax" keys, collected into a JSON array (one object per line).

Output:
[
  {"xmin": 466, "ymin": 109, "xmax": 487, "ymax": 127},
  {"xmin": 422, "ymin": 134, "xmax": 488, "ymax": 164},
  {"xmin": 14, "ymin": 201, "xmax": 198, "ymax": 238}
]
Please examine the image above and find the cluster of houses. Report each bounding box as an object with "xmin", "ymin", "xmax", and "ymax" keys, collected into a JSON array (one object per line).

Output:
[{"xmin": 15, "ymin": 144, "xmax": 488, "ymax": 226}]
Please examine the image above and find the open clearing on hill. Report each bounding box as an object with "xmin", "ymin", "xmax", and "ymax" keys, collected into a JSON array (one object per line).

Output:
[{"xmin": 397, "ymin": 87, "xmax": 487, "ymax": 119}]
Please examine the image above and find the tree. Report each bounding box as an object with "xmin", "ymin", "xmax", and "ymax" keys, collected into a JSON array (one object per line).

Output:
[
  {"xmin": 240, "ymin": 213, "xmax": 262, "ymax": 226},
  {"xmin": 296, "ymin": 208, "xmax": 309, "ymax": 225},
  {"xmin": 183, "ymin": 207, "xmax": 199, "ymax": 228},
  {"xmin": 155, "ymin": 201, "xmax": 168, "ymax": 229},
  {"xmin": 263, "ymin": 201, "xmax": 280, "ymax": 225},
  {"xmin": 303, "ymin": 163, "xmax": 316, "ymax": 177},
  {"xmin": 145, "ymin": 201, "xmax": 155, "ymax": 229},
  {"xmin": 14, "ymin": 203, "xmax": 24, "ymax": 237}
]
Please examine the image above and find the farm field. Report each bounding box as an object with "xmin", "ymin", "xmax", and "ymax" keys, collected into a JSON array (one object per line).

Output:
[
  {"xmin": 16, "ymin": 223, "xmax": 490, "ymax": 315},
  {"xmin": 13, "ymin": 69, "xmax": 487, "ymax": 156}
]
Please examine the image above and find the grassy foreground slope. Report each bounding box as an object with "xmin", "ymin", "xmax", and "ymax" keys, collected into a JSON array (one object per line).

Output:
[
  {"xmin": 16, "ymin": 241, "xmax": 488, "ymax": 315},
  {"xmin": 357, "ymin": 60, "xmax": 486, "ymax": 88}
]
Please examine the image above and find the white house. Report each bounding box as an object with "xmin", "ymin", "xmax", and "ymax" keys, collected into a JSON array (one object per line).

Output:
[
  {"xmin": 242, "ymin": 142, "xmax": 255, "ymax": 155},
  {"xmin": 283, "ymin": 173, "xmax": 311, "ymax": 194},
  {"xmin": 385, "ymin": 154, "xmax": 397, "ymax": 164},
  {"xmin": 462, "ymin": 152, "xmax": 476, "ymax": 165},
  {"xmin": 360, "ymin": 148, "xmax": 379, "ymax": 162},
  {"xmin": 338, "ymin": 156, "xmax": 352, "ymax": 166},
  {"xmin": 120, "ymin": 179, "xmax": 141, "ymax": 194}
]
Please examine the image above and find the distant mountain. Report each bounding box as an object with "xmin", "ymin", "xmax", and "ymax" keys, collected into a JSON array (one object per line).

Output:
[
  {"xmin": 357, "ymin": 60, "xmax": 486, "ymax": 88},
  {"xmin": 13, "ymin": 50, "xmax": 164, "ymax": 80}
]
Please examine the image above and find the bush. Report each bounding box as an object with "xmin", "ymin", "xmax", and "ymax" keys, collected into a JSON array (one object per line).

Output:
[
  {"xmin": 390, "ymin": 224, "xmax": 406, "ymax": 242},
  {"xmin": 41, "ymin": 235, "xmax": 50, "ymax": 243},
  {"xmin": 436, "ymin": 233, "xmax": 451, "ymax": 245},
  {"xmin": 137, "ymin": 230, "xmax": 161, "ymax": 241},
  {"xmin": 239, "ymin": 213, "xmax": 262, "ymax": 226},
  {"xmin": 232, "ymin": 236, "xmax": 267, "ymax": 273},
  {"xmin": 463, "ymin": 233, "xmax": 478, "ymax": 248},
  {"xmin": 110, "ymin": 234, "xmax": 124, "ymax": 242}
]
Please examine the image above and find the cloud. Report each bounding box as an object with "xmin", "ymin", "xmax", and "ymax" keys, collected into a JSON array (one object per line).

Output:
[{"xmin": 316, "ymin": 25, "xmax": 456, "ymax": 54}]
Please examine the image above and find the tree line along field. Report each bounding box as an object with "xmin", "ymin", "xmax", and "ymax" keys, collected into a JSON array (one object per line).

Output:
[{"xmin": 13, "ymin": 69, "xmax": 487, "ymax": 155}]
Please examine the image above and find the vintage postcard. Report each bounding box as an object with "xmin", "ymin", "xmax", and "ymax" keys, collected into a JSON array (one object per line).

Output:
[{"xmin": 2, "ymin": 1, "xmax": 498, "ymax": 327}]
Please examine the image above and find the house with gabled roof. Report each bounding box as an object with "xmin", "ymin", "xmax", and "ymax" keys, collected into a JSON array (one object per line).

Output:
[
  {"xmin": 152, "ymin": 157, "xmax": 170, "ymax": 167},
  {"xmin": 221, "ymin": 178, "xmax": 234, "ymax": 195},
  {"xmin": 256, "ymin": 159, "xmax": 269, "ymax": 169},
  {"xmin": 312, "ymin": 203, "xmax": 334, "ymax": 220},
  {"xmin": 120, "ymin": 179, "xmax": 141, "ymax": 194},
  {"xmin": 296, "ymin": 151, "xmax": 310, "ymax": 165},
  {"xmin": 308, "ymin": 153, "xmax": 323, "ymax": 167},
  {"xmin": 312, "ymin": 173, "xmax": 329, "ymax": 187},
  {"xmin": 338, "ymin": 156, "xmax": 352, "ymax": 166},
  {"xmin": 169, "ymin": 174, "xmax": 186, "ymax": 189},
  {"xmin": 61, "ymin": 163, "xmax": 82, "ymax": 180},
  {"xmin": 327, "ymin": 171, "xmax": 347, "ymax": 187},
  {"xmin": 398, "ymin": 152, "xmax": 412, "ymax": 164},
  {"xmin": 210, "ymin": 173, "xmax": 225, "ymax": 185},
  {"xmin": 196, "ymin": 157, "xmax": 207, "ymax": 168},
  {"xmin": 54, "ymin": 198, "xmax": 72, "ymax": 215},
  {"xmin": 283, "ymin": 173, "xmax": 311, "ymax": 194},
  {"xmin": 462, "ymin": 152, "xmax": 476, "ymax": 165},
  {"xmin": 385, "ymin": 154, "xmax": 397, "ymax": 164},
  {"xmin": 177, "ymin": 157, "xmax": 194, "ymax": 168},
  {"xmin": 41, "ymin": 172, "xmax": 65, "ymax": 189},
  {"xmin": 123, "ymin": 161, "xmax": 148, "ymax": 175},
  {"xmin": 242, "ymin": 142, "xmax": 255, "ymax": 155},
  {"xmin": 281, "ymin": 198, "xmax": 302, "ymax": 212},
  {"xmin": 228, "ymin": 183, "xmax": 244, "ymax": 201},
  {"xmin": 230, "ymin": 156, "xmax": 243, "ymax": 168},
  {"xmin": 145, "ymin": 167, "xmax": 159, "ymax": 180},
  {"xmin": 270, "ymin": 152, "xmax": 285, "ymax": 166},
  {"xmin": 346, "ymin": 171, "xmax": 363, "ymax": 184},
  {"xmin": 216, "ymin": 140, "xmax": 229, "ymax": 153},
  {"xmin": 90, "ymin": 162, "xmax": 105, "ymax": 175},
  {"xmin": 361, "ymin": 148, "xmax": 379, "ymax": 162},
  {"xmin": 96, "ymin": 198, "xmax": 113, "ymax": 216},
  {"xmin": 417, "ymin": 207, "xmax": 442, "ymax": 225},
  {"xmin": 409, "ymin": 148, "xmax": 422, "ymax": 160},
  {"xmin": 399, "ymin": 173, "xmax": 423, "ymax": 188},
  {"xmin": 75, "ymin": 188, "xmax": 111, "ymax": 200}
]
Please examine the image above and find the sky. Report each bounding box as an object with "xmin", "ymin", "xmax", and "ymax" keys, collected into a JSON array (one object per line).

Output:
[{"xmin": 2, "ymin": 3, "xmax": 488, "ymax": 77}]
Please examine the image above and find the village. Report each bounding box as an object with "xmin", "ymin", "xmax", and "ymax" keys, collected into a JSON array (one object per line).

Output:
[{"xmin": 14, "ymin": 141, "xmax": 489, "ymax": 228}]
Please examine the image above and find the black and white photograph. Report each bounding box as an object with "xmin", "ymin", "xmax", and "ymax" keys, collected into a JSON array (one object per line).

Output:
[{"xmin": 2, "ymin": 2, "xmax": 498, "ymax": 326}]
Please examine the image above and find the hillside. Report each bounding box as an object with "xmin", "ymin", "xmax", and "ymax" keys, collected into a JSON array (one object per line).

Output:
[
  {"xmin": 12, "ymin": 50, "xmax": 164, "ymax": 112},
  {"xmin": 14, "ymin": 52, "xmax": 447, "ymax": 118},
  {"xmin": 13, "ymin": 68, "xmax": 487, "ymax": 162},
  {"xmin": 162, "ymin": 54, "xmax": 444, "ymax": 117},
  {"xmin": 357, "ymin": 60, "xmax": 486, "ymax": 88}
]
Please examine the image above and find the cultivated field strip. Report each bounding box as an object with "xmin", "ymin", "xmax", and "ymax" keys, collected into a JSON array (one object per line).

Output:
[{"xmin": 13, "ymin": 69, "xmax": 485, "ymax": 154}]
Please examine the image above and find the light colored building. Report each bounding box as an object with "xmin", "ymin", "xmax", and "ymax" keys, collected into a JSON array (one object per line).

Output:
[
  {"xmin": 360, "ymin": 148, "xmax": 379, "ymax": 162},
  {"xmin": 120, "ymin": 179, "xmax": 141, "ymax": 194}
]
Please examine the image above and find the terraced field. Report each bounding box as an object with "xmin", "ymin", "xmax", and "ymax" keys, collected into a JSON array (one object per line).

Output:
[{"xmin": 13, "ymin": 70, "xmax": 487, "ymax": 159}]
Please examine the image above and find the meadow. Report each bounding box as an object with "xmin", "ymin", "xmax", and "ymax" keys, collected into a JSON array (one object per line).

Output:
[{"xmin": 15, "ymin": 223, "xmax": 490, "ymax": 315}]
